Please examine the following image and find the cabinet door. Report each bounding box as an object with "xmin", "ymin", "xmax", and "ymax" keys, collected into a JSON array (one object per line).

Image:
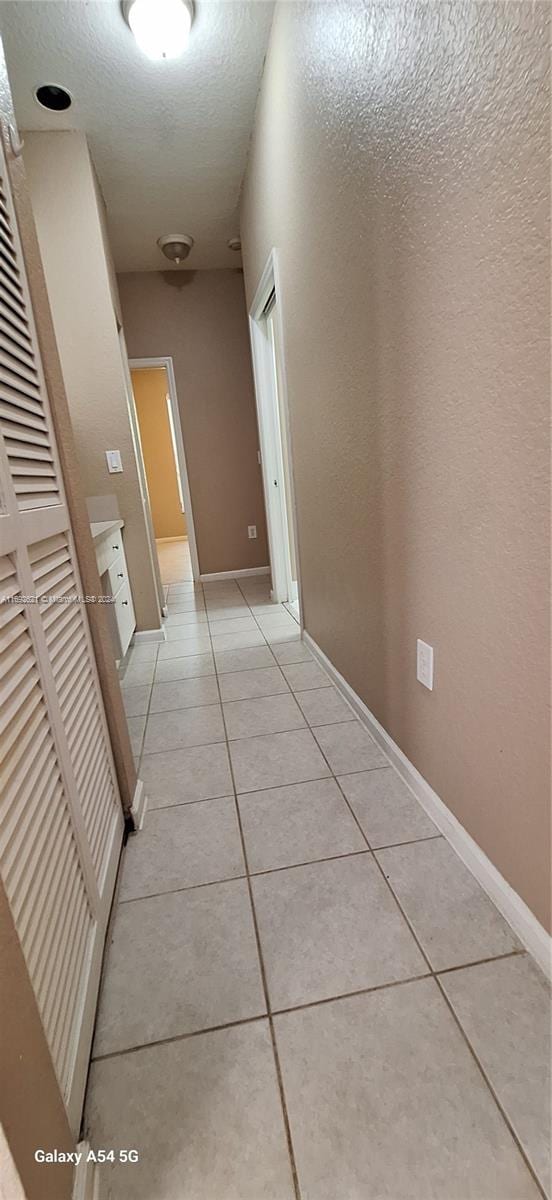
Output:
[{"xmin": 0, "ymin": 133, "xmax": 123, "ymax": 1134}]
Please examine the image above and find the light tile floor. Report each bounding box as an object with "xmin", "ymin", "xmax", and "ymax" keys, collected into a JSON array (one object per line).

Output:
[{"xmin": 86, "ymin": 571, "xmax": 551, "ymax": 1200}]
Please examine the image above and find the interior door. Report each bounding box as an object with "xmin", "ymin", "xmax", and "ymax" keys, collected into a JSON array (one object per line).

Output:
[{"xmin": 0, "ymin": 132, "xmax": 123, "ymax": 1133}]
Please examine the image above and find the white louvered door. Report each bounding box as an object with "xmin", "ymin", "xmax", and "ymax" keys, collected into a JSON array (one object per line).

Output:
[{"xmin": 0, "ymin": 134, "xmax": 123, "ymax": 1133}]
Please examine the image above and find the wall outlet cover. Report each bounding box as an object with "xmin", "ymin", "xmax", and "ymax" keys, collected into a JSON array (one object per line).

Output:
[{"xmin": 417, "ymin": 639, "xmax": 434, "ymax": 690}]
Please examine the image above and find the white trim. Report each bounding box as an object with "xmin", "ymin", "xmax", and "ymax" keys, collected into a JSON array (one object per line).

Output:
[
  {"xmin": 249, "ymin": 249, "xmax": 303, "ymax": 619},
  {"xmin": 128, "ymin": 356, "xmax": 200, "ymax": 581},
  {"xmin": 130, "ymin": 778, "xmax": 148, "ymax": 831},
  {"xmin": 200, "ymin": 566, "xmax": 270, "ymax": 582},
  {"xmin": 303, "ymin": 629, "xmax": 552, "ymax": 981},
  {"xmin": 72, "ymin": 1143, "xmax": 100, "ymax": 1200},
  {"xmin": 132, "ymin": 627, "xmax": 167, "ymax": 644}
]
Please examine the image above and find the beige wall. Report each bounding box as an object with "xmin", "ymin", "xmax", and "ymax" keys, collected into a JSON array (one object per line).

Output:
[
  {"xmin": 119, "ymin": 270, "xmax": 268, "ymax": 575},
  {"xmin": 132, "ymin": 367, "xmax": 187, "ymax": 540},
  {"xmin": 241, "ymin": 1, "xmax": 551, "ymax": 929},
  {"xmin": 23, "ymin": 131, "xmax": 161, "ymax": 632}
]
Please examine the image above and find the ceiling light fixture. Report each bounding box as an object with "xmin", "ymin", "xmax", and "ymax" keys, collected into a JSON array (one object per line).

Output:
[
  {"xmin": 34, "ymin": 84, "xmax": 72, "ymax": 112},
  {"xmin": 123, "ymin": 0, "xmax": 193, "ymax": 60},
  {"xmin": 157, "ymin": 233, "xmax": 194, "ymax": 264}
]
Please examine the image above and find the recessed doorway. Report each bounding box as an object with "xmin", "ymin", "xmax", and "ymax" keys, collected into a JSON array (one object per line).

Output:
[{"xmin": 128, "ymin": 356, "xmax": 199, "ymax": 585}]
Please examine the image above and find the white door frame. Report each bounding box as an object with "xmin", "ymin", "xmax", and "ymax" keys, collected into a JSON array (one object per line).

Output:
[
  {"xmin": 249, "ymin": 250, "xmax": 303, "ymax": 612},
  {"xmin": 128, "ymin": 356, "xmax": 200, "ymax": 581}
]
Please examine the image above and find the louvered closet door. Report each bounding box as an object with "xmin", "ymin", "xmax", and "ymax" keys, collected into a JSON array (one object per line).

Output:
[{"xmin": 0, "ymin": 133, "xmax": 123, "ymax": 1134}]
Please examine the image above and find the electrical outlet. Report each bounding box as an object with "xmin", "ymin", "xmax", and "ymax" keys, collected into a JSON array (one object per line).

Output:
[
  {"xmin": 248, "ymin": 525, "xmax": 257, "ymax": 539},
  {"xmin": 106, "ymin": 449, "xmax": 123, "ymax": 473},
  {"xmin": 416, "ymin": 639, "xmax": 434, "ymax": 690}
]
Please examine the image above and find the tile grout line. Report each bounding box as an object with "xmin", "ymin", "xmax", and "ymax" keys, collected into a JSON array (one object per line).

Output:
[{"xmin": 212, "ymin": 583, "xmax": 303, "ymax": 1200}]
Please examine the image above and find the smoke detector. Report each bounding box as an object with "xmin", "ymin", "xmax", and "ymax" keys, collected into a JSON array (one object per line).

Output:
[
  {"xmin": 227, "ymin": 237, "xmax": 241, "ymax": 252},
  {"xmin": 156, "ymin": 234, "xmax": 194, "ymax": 264}
]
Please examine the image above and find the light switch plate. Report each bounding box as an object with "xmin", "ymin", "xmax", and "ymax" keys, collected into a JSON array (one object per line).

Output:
[
  {"xmin": 248, "ymin": 525, "xmax": 257, "ymax": 539},
  {"xmin": 416, "ymin": 639, "xmax": 434, "ymax": 690},
  {"xmin": 106, "ymin": 450, "xmax": 123, "ymax": 474}
]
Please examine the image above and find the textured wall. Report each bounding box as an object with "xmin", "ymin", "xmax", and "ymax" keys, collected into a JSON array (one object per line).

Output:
[
  {"xmin": 132, "ymin": 368, "xmax": 187, "ymax": 540},
  {"xmin": 241, "ymin": 1, "xmax": 551, "ymax": 928},
  {"xmin": 23, "ymin": 131, "xmax": 162, "ymax": 632},
  {"xmin": 119, "ymin": 270, "xmax": 268, "ymax": 575}
]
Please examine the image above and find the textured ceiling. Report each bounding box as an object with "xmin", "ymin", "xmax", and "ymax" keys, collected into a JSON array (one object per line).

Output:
[{"xmin": 0, "ymin": 0, "xmax": 274, "ymax": 270}]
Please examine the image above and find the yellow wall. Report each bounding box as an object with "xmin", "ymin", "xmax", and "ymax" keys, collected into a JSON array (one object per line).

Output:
[{"xmin": 132, "ymin": 368, "xmax": 187, "ymax": 540}]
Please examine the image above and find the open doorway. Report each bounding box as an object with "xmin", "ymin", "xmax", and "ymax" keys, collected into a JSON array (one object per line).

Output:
[
  {"xmin": 249, "ymin": 251, "xmax": 301, "ymax": 621},
  {"xmin": 128, "ymin": 356, "xmax": 199, "ymax": 585}
]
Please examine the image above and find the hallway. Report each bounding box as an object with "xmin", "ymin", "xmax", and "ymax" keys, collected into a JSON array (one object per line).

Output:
[{"xmin": 86, "ymin": 570, "xmax": 550, "ymax": 1200}]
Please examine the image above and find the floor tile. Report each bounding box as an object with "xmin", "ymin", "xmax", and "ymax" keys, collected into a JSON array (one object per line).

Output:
[
  {"xmin": 166, "ymin": 597, "xmax": 206, "ymax": 613},
  {"xmin": 295, "ymin": 686, "xmax": 355, "ymax": 726},
  {"xmin": 127, "ymin": 715, "xmax": 146, "ymax": 757},
  {"xmin": 154, "ymin": 653, "xmax": 215, "ymax": 682},
  {"xmin": 252, "ymin": 854, "xmax": 425, "ymax": 1010},
  {"xmin": 239, "ymin": 779, "xmax": 366, "ymax": 873},
  {"xmin": 149, "ymin": 676, "xmax": 219, "ymax": 713},
  {"xmin": 119, "ymin": 659, "xmax": 156, "ymax": 690},
  {"xmin": 215, "ymin": 645, "xmax": 276, "ymax": 673},
  {"xmin": 255, "ymin": 613, "xmax": 298, "ymax": 631},
  {"xmin": 313, "ymin": 721, "xmax": 388, "ymax": 773},
  {"xmin": 204, "ymin": 604, "xmax": 252, "ymax": 620},
  {"xmin": 167, "ymin": 582, "xmax": 202, "ymax": 596},
  {"xmin": 93, "ymin": 880, "xmax": 265, "ymax": 1055},
  {"xmin": 218, "ymin": 667, "xmax": 290, "ymax": 702},
  {"xmin": 211, "ymin": 630, "xmax": 267, "ymax": 652},
  {"xmin": 274, "ymin": 979, "xmax": 540, "ymax": 1199},
  {"xmin": 86, "ymin": 1021, "xmax": 296, "ymax": 1200},
  {"xmin": 224, "ymin": 694, "xmax": 306, "ymax": 740},
  {"xmin": 264, "ymin": 628, "xmax": 301, "ymax": 645},
  {"xmin": 164, "ymin": 610, "xmax": 208, "ymax": 626},
  {"xmin": 125, "ymin": 642, "xmax": 159, "ymax": 663},
  {"xmin": 231, "ymin": 729, "xmax": 331, "ymax": 793},
  {"xmin": 158, "ymin": 634, "xmax": 212, "ymax": 658},
  {"xmin": 271, "ymin": 642, "xmax": 313, "ymax": 665},
  {"xmin": 250, "ymin": 602, "xmax": 288, "ymax": 615},
  {"xmin": 208, "ymin": 616, "xmax": 258, "ymax": 634},
  {"xmin": 280, "ymin": 660, "xmax": 331, "ymax": 691},
  {"xmin": 376, "ymin": 838, "xmax": 520, "ymax": 970},
  {"xmin": 440, "ymin": 955, "xmax": 551, "ymax": 1193},
  {"xmin": 119, "ymin": 798, "xmax": 244, "ymax": 901},
  {"xmin": 122, "ymin": 685, "xmax": 151, "ymax": 717},
  {"xmin": 139, "ymin": 744, "xmax": 233, "ymax": 808},
  {"xmin": 339, "ymin": 767, "xmax": 438, "ymax": 848},
  {"xmin": 143, "ymin": 704, "xmax": 225, "ymax": 753}
]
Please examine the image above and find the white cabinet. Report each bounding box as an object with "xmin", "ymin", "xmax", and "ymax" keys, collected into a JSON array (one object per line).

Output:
[{"xmin": 91, "ymin": 520, "xmax": 136, "ymax": 659}]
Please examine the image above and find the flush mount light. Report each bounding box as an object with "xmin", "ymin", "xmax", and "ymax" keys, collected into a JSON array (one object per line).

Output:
[
  {"xmin": 157, "ymin": 233, "xmax": 194, "ymax": 264},
  {"xmin": 34, "ymin": 83, "xmax": 72, "ymax": 112},
  {"xmin": 123, "ymin": 0, "xmax": 193, "ymax": 60}
]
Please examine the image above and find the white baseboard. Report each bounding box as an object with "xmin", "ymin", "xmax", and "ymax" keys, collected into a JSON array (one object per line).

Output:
[
  {"xmin": 156, "ymin": 535, "xmax": 186, "ymax": 543},
  {"xmin": 130, "ymin": 778, "xmax": 148, "ymax": 831},
  {"xmin": 132, "ymin": 627, "xmax": 167, "ymax": 644},
  {"xmin": 303, "ymin": 630, "xmax": 552, "ymax": 980},
  {"xmin": 72, "ymin": 1143, "xmax": 100, "ymax": 1200},
  {"xmin": 200, "ymin": 566, "xmax": 270, "ymax": 582}
]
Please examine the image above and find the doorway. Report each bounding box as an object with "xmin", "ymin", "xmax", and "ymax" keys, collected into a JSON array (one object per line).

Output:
[
  {"xmin": 128, "ymin": 357, "xmax": 199, "ymax": 585},
  {"xmin": 249, "ymin": 251, "xmax": 301, "ymax": 618}
]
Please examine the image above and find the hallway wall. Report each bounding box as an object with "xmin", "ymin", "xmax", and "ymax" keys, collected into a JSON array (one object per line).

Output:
[
  {"xmin": 23, "ymin": 131, "xmax": 162, "ymax": 633},
  {"xmin": 118, "ymin": 270, "xmax": 268, "ymax": 575},
  {"xmin": 240, "ymin": 1, "xmax": 551, "ymax": 929}
]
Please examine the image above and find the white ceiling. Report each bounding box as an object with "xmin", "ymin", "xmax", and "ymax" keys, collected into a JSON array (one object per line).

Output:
[{"xmin": 0, "ymin": 0, "xmax": 274, "ymax": 271}]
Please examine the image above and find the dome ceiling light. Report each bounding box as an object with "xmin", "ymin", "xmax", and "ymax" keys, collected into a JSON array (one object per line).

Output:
[
  {"xmin": 157, "ymin": 233, "xmax": 194, "ymax": 264},
  {"xmin": 123, "ymin": 0, "xmax": 194, "ymax": 61}
]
